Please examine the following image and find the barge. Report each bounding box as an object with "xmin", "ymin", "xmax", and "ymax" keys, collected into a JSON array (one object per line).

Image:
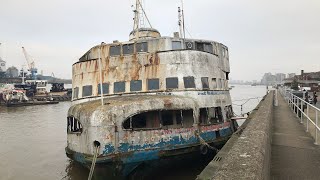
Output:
[{"xmin": 66, "ymin": 1, "xmax": 237, "ymax": 177}]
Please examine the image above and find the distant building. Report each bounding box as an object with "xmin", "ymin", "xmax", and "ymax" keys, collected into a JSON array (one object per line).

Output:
[
  {"xmin": 6, "ymin": 66, "xmax": 19, "ymax": 78},
  {"xmin": 284, "ymin": 70, "xmax": 320, "ymax": 91},
  {"xmin": 261, "ymin": 73, "xmax": 276, "ymax": 85},
  {"xmin": 275, "ymin": 73, "xmax": 286, "ymax": 83},
  {"xmin": 287, "ymin": 73, "xmax": 296, "ymax": 78}
]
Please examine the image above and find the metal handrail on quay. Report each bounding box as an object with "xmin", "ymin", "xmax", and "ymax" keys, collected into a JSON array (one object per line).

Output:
[{"xmin": 279, "ymin": 88, "xmax": 320, "ymax": 145}]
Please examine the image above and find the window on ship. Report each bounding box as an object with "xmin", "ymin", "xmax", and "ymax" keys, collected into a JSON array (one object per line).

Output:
[
  {"xmin": 114, "ymin": 81, "xmax": 126, "ymax": 93},
  {"xmin": 98, "ymin": 83, "xmax": 109, "ymax": 95},
  {"xmin": 123, "ymin": 111, "xmax": 160, "ymax": 130},
  {"xmin": 82, "ymin": 85, "xmax": 92, "ymax": 97},
  {"xmin": 123, "ymin": 44, "xmax": 134, "ymax": 55},
  {"xmin": 67, "ymin": 116, "xmax": 83, "ymax": 134},
  {"xmin": 201, "ymin": 77, "xmax": 209, "ymax": 89},
  {"xmin": 166, "ymin": 77, "xmax": 178, "ymax": 89},
  {"xmin": 183, "ymin": 76, "xmax": 196, "ymax": 88},
  {"xmin": 123, "ymin": 109, "xmax": 194, "ymax": 130},
  {"xmin": 212, "ymin": 78, "xmax": 217, "ymax": 89},
  {"xmin": 172, "ymin": 41, "xmax": 182, "ymax": 50},
  {"xmin": 147, "ymin": 78, "xmax": 160, "ymax": 90},
  {"xmin": 195, "ymin": 42, "xmax": 213, "ymax": 54},
  {"xmin": 199, "ymin": 107, "xmax": 223, "ymax": 125},
  {"xmin": 225, "ymin": 105, "xmax": 234, "ymax": 119},
  {"xmin": 130, "ymin": 80, "xmax": 142, "ymax": 92},
  {"xmin": 110, "ymin": 45, "xmax": 121, "ymax": 56},
  {"xmin": 136, "ymin": 42, "xmax": 148, "ymax": 52},
  {"xmin": 73, "ymin": 87, "xmax": 79, "ymax": 99}
]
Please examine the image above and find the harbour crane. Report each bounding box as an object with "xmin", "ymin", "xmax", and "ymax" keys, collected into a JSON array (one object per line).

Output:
[{"xmin": 22, "ymin": 47, "xmax": 38, "ymax": 80}]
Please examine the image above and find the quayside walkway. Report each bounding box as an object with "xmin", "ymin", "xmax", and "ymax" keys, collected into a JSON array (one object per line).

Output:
[
  {"xmin": 198, "ymin": 91, "xmax": 320, "ymax": 180},
  {"xmin": 271, "ymin": 94, "xmax": 320, "ymax": 179}
]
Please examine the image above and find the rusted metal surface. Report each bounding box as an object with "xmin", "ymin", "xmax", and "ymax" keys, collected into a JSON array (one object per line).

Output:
[
  {"xmin": 72, "ymin": 47, "xmax": 230, "ymax": 103},
  {"xmin": 67, "ymin": 26, "xmax": 234, "ymax": 176}
]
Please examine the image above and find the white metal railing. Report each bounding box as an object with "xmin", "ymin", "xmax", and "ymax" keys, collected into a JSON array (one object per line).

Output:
[{"xmin": 279, "ymin": 87, "xmax": 320, "ymax": 145}]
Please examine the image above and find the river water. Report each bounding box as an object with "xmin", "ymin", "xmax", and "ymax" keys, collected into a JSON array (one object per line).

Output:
[{"xmin": 0, "ymin": 85, "xmax": 267, "ymax": 180}]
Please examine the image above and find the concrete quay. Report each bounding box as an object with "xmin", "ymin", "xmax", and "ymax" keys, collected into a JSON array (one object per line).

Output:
[
  {"xmin": 271, "ymin": 93, "xmax": 320, "ymax": 179},
  {"xmin": 197, "ymin": 90, "xmax": 320, "ymax": 180}
]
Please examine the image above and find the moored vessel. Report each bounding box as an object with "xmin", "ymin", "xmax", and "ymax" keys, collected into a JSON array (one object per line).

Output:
[{"xmin": 65, "ymin": 1, "xmax": 237, "ymax": 176}]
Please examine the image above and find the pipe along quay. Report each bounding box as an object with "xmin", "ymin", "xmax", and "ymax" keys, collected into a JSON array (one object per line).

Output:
[{"xmin": 197, "ymin": 90, "xmax": 320, "ymax": 180}]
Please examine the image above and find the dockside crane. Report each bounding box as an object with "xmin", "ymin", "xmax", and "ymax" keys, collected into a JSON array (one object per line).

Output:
[{"xmin": 22, "ymin": 47, "xmax": 38, "ymax": 80}]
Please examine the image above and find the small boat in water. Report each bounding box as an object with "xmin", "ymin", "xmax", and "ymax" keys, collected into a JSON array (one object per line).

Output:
[
  {"xmin": 6, "ymin": 100, "xmax": 59, "ymax": 107},
  {"xmin": 0, "ymin": 84, "xmax": 59, "ymax": 107},
  {"xmin": 65, "ymin": 1, "xmax": 237, "ymax": 176}
]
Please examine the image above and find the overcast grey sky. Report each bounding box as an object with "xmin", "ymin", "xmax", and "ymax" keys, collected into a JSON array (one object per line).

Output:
[{"xmin": 0, "ymin": 0, "xmax": 319, "ymax": 80}]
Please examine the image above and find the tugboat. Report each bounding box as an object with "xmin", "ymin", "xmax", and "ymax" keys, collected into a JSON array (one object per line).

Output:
[{"xmin": 66, "ymin": 1, "xmax": 237, "ymax": 177}]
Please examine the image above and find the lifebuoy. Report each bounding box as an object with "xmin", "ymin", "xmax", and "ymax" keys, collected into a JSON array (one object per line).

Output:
[
  {"xmin": 186, "ymin": 42, "xmax": 193, "ymax": 49},
  {"xmin": 200, "ymin": 144, "xmax": 208, "ymax": 155}
]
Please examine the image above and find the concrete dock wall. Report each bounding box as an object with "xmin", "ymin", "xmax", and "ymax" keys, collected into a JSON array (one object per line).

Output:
[{"xmin": 198, "ymin": 91, "xmax": 274, "ymax": 180}]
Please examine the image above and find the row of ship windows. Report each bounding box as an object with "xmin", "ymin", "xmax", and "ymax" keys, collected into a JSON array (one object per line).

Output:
[
  {"xmin": 67, "ymin": 106, "xmax": 233, "ymax": 133},
  {"xmin": 107, "ymin": 41, "xmax": 228, "ymax": 57},
  {"xmin": 73, "ymin": 77, "xmax": 227, "ymax": 99}
]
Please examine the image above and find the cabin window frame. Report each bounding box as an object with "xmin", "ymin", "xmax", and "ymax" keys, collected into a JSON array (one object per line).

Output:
[
  {"xmin": 136, "ymin": 42, "xmax": 148, "ymax": 53},
  {"xmin": 122, "ymin": 109, "xmax": 195, "ymax": 131},
  {"xmin": 213, "ymin": 43, "xmax": 218, "ymax": 55},
  {"xmin": 166, "ymin": 77, "xmax": 179, "ymax": 89},
  {"xmin": 98, "ymin": 83, "xmax": 109, "ymax": 95},
  {"xmin": 122, "ymin": 43, "xmax": 134, "ymax": 55},
  {"xmin": 73, "ymin": 87, "xmax": 79, "ymax": 99},
  {"xmin": 183, "ymin": 76, "xmax": 196, "ymax": 89},
  {"xmin": 110, "ymin": 45, "xmax": 121, "ymax": 56},
  {"xmin": 130, "ymin": 80, "xmax": 142, "ymax": 92},
  {"xmin": 67, "ymin": 116, "xmax": 83, "ymax": 134},
  {"xmin": 172, "ymin": 41, "xmax": 182, "ymax": 50},
  {"xmin": 212, "ymin": 78, "xmax": 217, "ymax": 89},
  {"xmin": 82, "ymin": 85, "xmax": 93, "ymax": 97},
  {"xmin": 199, "ymin": 107, "xmax": 224, "ymax": 126},
  {"xmin": 195, "ymin": 42, "xmax": 213, "ymax": 54},
  {"xmin": 114, "ymin": 81, "xmax": 126, "ymax": 93},
  {"xmin": 225, "ymin": 105, "xmax": 234, "ymax": 119},
  {"xmin": 201, "ymin": 77, "xmax": 209, "ymax": 89},
  {"xmin": 147, "ymin": 78, "xmax": 160, "ymax": 90}
]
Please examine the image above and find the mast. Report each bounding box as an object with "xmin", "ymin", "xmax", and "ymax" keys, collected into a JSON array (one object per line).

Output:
[
  {"xmin": 132, "ymin": 0, "xmax": 153, "ymax": 40},
  {"xmin": 133, "ymin": 0, "xmax": 140, "ymax": 31},
  {"xmin": 181, "ymin": 0, "xmax": 186, "ymax": 42},
  {"xmin": 178, "ymin": 7, "xmax": 183, "ymax": 38}
]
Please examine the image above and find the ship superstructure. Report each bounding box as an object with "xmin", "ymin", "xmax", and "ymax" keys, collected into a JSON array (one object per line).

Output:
[{"xmin": 66, "ymin": 1, "xmax": 236, "ymax": 176}]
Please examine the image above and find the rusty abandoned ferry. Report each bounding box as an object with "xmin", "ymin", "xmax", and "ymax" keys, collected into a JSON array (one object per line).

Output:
[{"xmin": 66, "ymin": 1, "xmax": 237, "ymax": 176}]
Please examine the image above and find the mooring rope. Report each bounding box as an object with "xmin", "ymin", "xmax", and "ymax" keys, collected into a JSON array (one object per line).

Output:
[
  {"xmin": 195, "ymin": 131, "xmax": 219, "ymax": 153},
  {"xmin": 88, "ymin": 143, "xmax": 100, "ymax": 180}
]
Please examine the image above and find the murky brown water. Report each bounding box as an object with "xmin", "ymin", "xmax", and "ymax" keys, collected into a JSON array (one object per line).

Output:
[{"xmin": 0, "ymin": 85, "xmax": 266, "ymax": 180}]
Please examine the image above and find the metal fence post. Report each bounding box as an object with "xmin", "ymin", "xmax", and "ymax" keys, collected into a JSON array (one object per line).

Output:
[
  {"xmin": 316, "ymin": 111, "xmax": 318, "ymax": 145},
  {"xmin": 306, "ymin": 104, "xmax": 309, "ymax": 132},
  {"xmin": 300, "ymin": 99, "xmax": 303, "ymax": 123},
  {"xmin": 296, "ymin": 97, "xmax": 298, "ymax": 118}
]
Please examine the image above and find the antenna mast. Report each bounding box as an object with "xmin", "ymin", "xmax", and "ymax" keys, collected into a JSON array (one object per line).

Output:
[
  {"xmin": 178, "ymin": 7, "xmax": 184, "ymax": 38},
  {"xmin": 133, "ymin": 0, "xmax": 152, "ymax": 31},
  {"xmin": 181, "ymin": 0, "xmax": 186, "ymax": 41},
  {"xmin": 133, "ymin": 0, "xmax": 140, "ymax": 30}
]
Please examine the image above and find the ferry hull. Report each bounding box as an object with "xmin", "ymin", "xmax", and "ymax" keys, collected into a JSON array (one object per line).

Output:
[{"xmin": 66, "ymin": 128, "xmax": 233, "ymax": 176}]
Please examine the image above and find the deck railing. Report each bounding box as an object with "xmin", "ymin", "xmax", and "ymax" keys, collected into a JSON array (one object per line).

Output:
[{"xmin": 279, "ymin": 88, "xmax": 320, "ymax": 145}]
